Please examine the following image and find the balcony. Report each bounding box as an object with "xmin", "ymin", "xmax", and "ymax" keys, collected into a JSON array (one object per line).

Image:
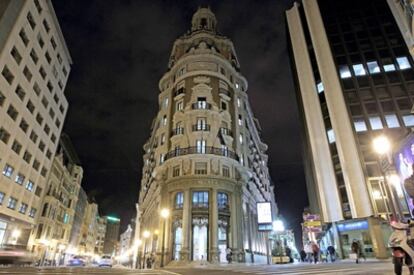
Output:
[
  {"xmin": 220, "ymin": 127, "xmax": 232, "ymax": 137},
  {"xmin": 165, "ymin": 146, "xmax": 239, "ymax": 161},
  {"xmin": 192, "ymin": 124, "xmax": 211, "ymax": 131},
  {"xmin": 192, "ymin": 102, "xmax": 211, "ymax": 110},
  {"xmin": 219, "ymin": 89, "xmax": 231, "ymax": 98},
  {"xmin": 171, "ymin": 127, "xmax": 184, "ymax": 136},
  {"xmin": 174, "ymin": 88, "xmax": 185, "ymax": 97}
]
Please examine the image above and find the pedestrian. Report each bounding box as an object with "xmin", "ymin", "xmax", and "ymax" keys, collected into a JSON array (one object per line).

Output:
[
  {"xmin": 311, "ymin": 242, "xmax": 320, "ymax": 264},
  {"xmin": 285, "ymin": 246, "xmax": 293, "ymax": 263},
  {"xmin": 351, "ymin": 239, "xmax": 360, "ymax": 264},
  {"xmin": 146, "ymin": 255, "xmax": 152, "ymax": 269},
  {"xmin": 300, "ymin": 249, "xmax": 306, "ymax": 262},
  {"xmin": 304, "ymin": 242, "xmax": 313, "ymax": 263},
  {"xmin": 327, "ymin": 245, "xmax": 336, "ymax": 262},
  {"xmin": 226, "ymin": 247, "xmax": 232, "ymax": 263}
]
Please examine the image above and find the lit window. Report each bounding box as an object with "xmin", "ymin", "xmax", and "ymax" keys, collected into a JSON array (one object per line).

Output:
[
  {"xmin": 237, "ymin": 98, "xmax": 241, "ymax": 107},
  {"xmin": 192, "ymin": 191, "xmax": 208, "ymax": 208},
  {"xmin": 327, "ymin": 129, "xmax": 335, "ymax": 144},
  {"xmin": 339, "ymin": 65, "xmax": 352, "ymax": 78},
  {"xmin": 7, "ymin": 197, "xmax": 17, "ymax": 210},
  {"xmin": 383, "ymin": 64, "xmax": 396, "ymax": 72},
  {"xmin": 239, "ymin": 134, "xmax": 243, "ymax": 144},
  {"xmin": 29, "ymin": 207, "xmax": 37, "ymax": 218},
  {"xmin": 159, "ymin": 154, "xmax": 165, "ymax": 164},
  {"xmin": 402, "ymin": 115, "xmax": 414, "ymax": 127},
  {"xmin": 317, "ymin": 82, "xmax": 324, "ymax": 93},
  {"xmin": 385, "ymin": 114, "xmax": 400, "ymax": 128},
  {"xmin": 2, "ymin": 164, "xmax": 14, "ymax": 178},
  {"xmin": 175, "ymin": 192, "xmax": 183, "ymax": 209},
  {"xmin": 217, "ymin": 192, "xmax": 229, "ymax": 210},
  {"xmin": 367, "ymin": 61, "xmax": 380, "ymax": 74},
  {"xmin": 353, "ymin": 64, "xmax": 366, "ymax": 76},
  {"xmin": 164, "ymin": 97, "xmax": 169, "ymax": 108},
  {"xmin": 196, "ymin": 140, "xmax": 206, "ymax": 154},
  {"xmin": 354, "ymin": 119, "xmax": 367, "ymax": 132},
  {"xmin": 26, "ymin": 181, "xmax": 34, "ymax": 192},
  {"xmin": 397, "ymin": 57, "xmax": 411, "ymax": 70},
  {"xmin": 369, "ymin": 116, "xmax": 383, "ymax": 130},
  {"xmin": 15, "ymin": 173, "xmax": 25, "ymax": 185}
]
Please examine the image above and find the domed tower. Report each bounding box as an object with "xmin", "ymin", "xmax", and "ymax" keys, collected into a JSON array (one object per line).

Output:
[{"xmin": 138, "ymin": 7, "xmax": 277, "ymax": 266}]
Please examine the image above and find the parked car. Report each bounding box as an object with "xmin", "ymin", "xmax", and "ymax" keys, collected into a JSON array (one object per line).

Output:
[
  {"xmin": 67, "ymin": 255, "xmax": 86, "ymax": 267},
  {"xmin": 0, "ymin": 245, "xmax": 34, "ymax": 265},
  {"xmin": 98, "ymin": 255, "xmax": 113, "ymax": 267}
]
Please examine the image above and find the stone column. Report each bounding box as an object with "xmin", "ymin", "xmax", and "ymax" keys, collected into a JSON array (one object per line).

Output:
[
  {"xmin": 230, "ymin": 188, "xmax": 244, "ymax": 262},
  {"xmin": 180, "ymin": 189, "xmax": 191, "ymax": 262},
  {"xmin": 303, "ymin": 0, "xmax": 373, "ymax": 218},
  {"xmin": 367, "ymin": 217, "xmax": 388, "ymax": 259},
  {"xmin": 286, "ymin": 2, "xmax": 343, "ymax": 223},
  {"xmin": 209, "ymin": 188, "xmax": 219, "ymax": 263}
]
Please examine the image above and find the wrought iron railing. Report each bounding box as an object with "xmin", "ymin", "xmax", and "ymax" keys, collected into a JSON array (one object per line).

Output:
[
  {"xmin": 171, "ymin": 127, "xmax": 184, "ymax": 136},
  {"xmin": 192, "ymin": 102, "xmax": 211, "ymax": 110},
  {"xmin": 220, "ymin": 127, "xmax": 233, "ymax": 136},
  {"xmin": 165, "ymin": 146, "xmax": 239, "ymax": 161},
  {"xmin": 192, "ymin": 124, "xmax": 211, "ymax": 131}
]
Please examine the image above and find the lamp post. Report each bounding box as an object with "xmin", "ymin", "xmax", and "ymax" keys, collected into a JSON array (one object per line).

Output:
[
  {"xmin": 373, "ymin": 135, "xmax": 403, "ymax": 221},
  {"xmin": 273, "ymin": 220, "xmax": 285, "ymax": 264},
  {"xmin": 160, "ymin": 208, "xmax": 170, "ymax": 267},
  {"xmin": 142, "ymin": 231, "xmax": 150, "ymax": 269}
]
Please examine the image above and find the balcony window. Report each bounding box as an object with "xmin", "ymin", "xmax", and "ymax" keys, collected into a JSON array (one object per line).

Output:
[
  {"xmin": 339, "ymin": 65, "xmax": 352, "ymax": 78},
  {"xmin": 175, "ymin": 192, "xmax": 183, "ymax": 209},
  {"xmin": 353, "ymin": 64, "xmax": 366, "ymax": 76},
  {"xmin": 176, "ymin": 100, "xmax": 183, "ymax": 112},
  {"xmin": 196, "ymin": 140, "xmax": 206, "ymax": 154},
  {"xmin": 221, "ymin": 145, "xmax": 229, "ymax": 157},
  {"xmin": 383, "ymin": 64, "xmax": 396, "ymax": 72},
  {"xmin": 367, "ymin": 61, "xmax": 380, "ymax": 74},
  {"xmin": 397, "ymin": 56, "xmax": 411, "ymax": 70},
  {"xmin": 369, "ymin": 116, "xmax": 383, "ymax": 130},
  {"xmin": 19, "ymin": 203, "xmax": 28, "ymax": 214},
  {"xmin": 385, "ymin": 114, "xmax": 400, "ymax": 128},
  {"xmin": 29, "ymin": 207, "xmax": 37, "ymax": 218},
  {"xmin": 192, "ymin": 191, "xmax": 208, "ymax": 208},
  {"xmin": 7, "ymin": 197, "xmax": 17, "ymax": 210},
  {"xmin": 218, "ymin": 192, "xmax": 229, "ymax": 210}
]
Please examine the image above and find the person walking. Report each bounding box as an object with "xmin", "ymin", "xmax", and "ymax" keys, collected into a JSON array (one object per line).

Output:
[
  {"xmin": 300, "ymin": 249, "xmax": 307, "ymax": 262},
  {"xmin": 327, "ymin": 245, "xmax": 336, "ymax": 262},
  {"xmin": 226, "ymin": 247, "xmax": 232, "ymax": 264},
  {"xmin": 304, "ymin": 242, "xmax": 313, "ymax": 263},
  {"xmin": 311, "ymin": 242, "xmax": 320, "ymax": 264},
  {"xmin": 351, "ymin": 240, "xmax": 361, "ymax": 264}
]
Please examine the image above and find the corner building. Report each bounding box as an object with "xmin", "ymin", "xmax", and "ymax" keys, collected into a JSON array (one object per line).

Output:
[
  {"xmin": 287, "ymin": 0, "xmax": 414, "ymax": 258},
  {"xmin": 138, "ymin": 8, "xmax": 277, "ymax": 265}
]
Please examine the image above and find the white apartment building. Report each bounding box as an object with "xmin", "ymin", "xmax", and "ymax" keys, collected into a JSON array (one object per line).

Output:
[{"xmin": 0, "ymin": 0, "xmax": 71, "ymax": 247}]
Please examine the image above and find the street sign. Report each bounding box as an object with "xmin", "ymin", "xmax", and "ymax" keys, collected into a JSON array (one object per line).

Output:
[
  {"xmin": 303, "ymin": 214, "xmax": 320, "ymax": 221},
  {"xmin": 304, "ymin": 220, "xmax": 322, "ymax": 227}
]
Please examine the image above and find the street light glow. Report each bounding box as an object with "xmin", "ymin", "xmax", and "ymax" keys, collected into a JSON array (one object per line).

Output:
[
  {"xmin": 11, "ymin": 229, "xmax": 21, "ymax": 239},
  {"xmin": 143, "ymin": 230, "xmax": 150, "ymax": 238},
  {"xmin": 273, "ymin": 220, "xmax": 285, "ymax": 232},
  {"xmin": 160, "ymin": 208, "xmax": 170, "ymax": 218},
  {"xmin": 373, "ymin": 135, "xmax": 391, "ymax": 155}
]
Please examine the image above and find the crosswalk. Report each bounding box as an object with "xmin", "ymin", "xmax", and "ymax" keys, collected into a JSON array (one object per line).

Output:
[
  {"xmin": 198, "ymin": 261, "xmax": 393, "ymax": 275},
  {"xmin": 0, "ymin": 267, "xmax": 170, "ymax": 275}
]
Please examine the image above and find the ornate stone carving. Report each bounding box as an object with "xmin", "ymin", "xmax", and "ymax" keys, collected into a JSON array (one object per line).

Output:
[{"xmin": 193, "ymin": 76, "xmax": 210, "ymax": 84}]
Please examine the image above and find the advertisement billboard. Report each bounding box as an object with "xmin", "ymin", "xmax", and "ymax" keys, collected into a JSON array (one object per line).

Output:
[
  {"xmin": 257, "ymin": 202, "xmax": 272, "ymax": 231},
  {"xmin": 394, "ymin": 134, "xmax": 414, "ymax": 217}
]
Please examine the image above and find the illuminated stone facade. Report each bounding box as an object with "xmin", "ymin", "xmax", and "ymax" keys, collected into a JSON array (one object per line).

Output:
[{"xmin": 138, "ymin": 7, "xmax": 277, "ymax": 265}]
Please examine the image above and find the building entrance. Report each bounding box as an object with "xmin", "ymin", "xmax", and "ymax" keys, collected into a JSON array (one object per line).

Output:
[{"xmin": 192, "ymin": 217, "xmax": 208, "ymax": 261}]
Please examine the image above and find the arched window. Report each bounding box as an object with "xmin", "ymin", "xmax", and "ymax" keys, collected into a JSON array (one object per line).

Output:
[
  {"xmin": 175, "ymin": 192, "xmax": 183, "ymax": 209},
  {"xmin": 217, "ymin": 192, "xmax": 228, "ymax": 210}
]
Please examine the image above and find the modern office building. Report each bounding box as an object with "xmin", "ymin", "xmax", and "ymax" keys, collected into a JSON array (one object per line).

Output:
[
  {"xmin": 287, "ymin": 0, "xmax": 414, "ymax": 258},
  {"xmin": 138, "ymin": 7, "xmax": 277, "ymax": 265},
  {"xmin": 0, "ymin": 0, "xmax": 71, "ymax": 247},
  {"xmin": 30, "ymin": 133, "xmax": 83, "ymax": 263},
  {"xmin": 103, "ymin": 216, "xmax": 120, "ymax": 255},
  {"xmin": 387, "ymin": 0, "xmax": 414, "ymax": 59}
]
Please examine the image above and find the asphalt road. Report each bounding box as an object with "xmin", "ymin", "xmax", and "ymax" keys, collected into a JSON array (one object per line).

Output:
[{"xmin": 0, "ymin": 261, "xmax": 398, "ymax": 275}]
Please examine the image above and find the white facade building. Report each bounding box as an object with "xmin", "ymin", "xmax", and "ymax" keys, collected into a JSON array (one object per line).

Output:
[
  {"xmin": 0, "ymin": 0, "xmax": 71, "ymax": 247},
  {"xmin": 138, "ymin": 7, "xmax": 277, "ymax": 266}
]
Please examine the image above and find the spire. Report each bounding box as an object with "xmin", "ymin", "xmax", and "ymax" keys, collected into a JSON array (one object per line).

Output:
[{"xmin": 191, "ymin": 6, "xmax": 217, "ymax": 33}]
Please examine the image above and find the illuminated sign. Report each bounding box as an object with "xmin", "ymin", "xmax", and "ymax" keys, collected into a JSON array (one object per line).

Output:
[
  {"xmin": 337, "ymin": 220, "xmax": 368, "ymax": 232},
  {"xmin": 106, "ymin": 216, "xmax": 120, "ymax": 222},
  {"xmin": 257, "ymin": 202, "xmax": 272, "ymax": 224}
]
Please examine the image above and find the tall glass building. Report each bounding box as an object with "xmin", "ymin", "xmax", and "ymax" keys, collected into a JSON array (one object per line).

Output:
[
  {"xmin": 287, "ymin": 0, "xmax": 414, "ymax": 258},
  {"xmin": 138, "ymin": 7, "xmax": 277, "ymax": 265}
]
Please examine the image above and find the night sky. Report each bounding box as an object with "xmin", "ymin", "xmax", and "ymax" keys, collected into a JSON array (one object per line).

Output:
[{"xmin": 52, "ymin": 0, "xmax": 308, "ymax": 242}]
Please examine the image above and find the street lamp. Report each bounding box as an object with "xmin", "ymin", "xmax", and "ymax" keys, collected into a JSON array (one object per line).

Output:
[
  {"xmin": 160, "ymin": 208, "xmax": 170, "ymax": 267},
  {"xmin": 142, "ymin": 231, "xmax": 150, "ymax": 269},
  {"xmin": 272, "ymin": 220, "xmax": 285, "ymax": 264},
  {"xmin": 372, "ymin": 135, "xmax": 402, "ymax": 221}
]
